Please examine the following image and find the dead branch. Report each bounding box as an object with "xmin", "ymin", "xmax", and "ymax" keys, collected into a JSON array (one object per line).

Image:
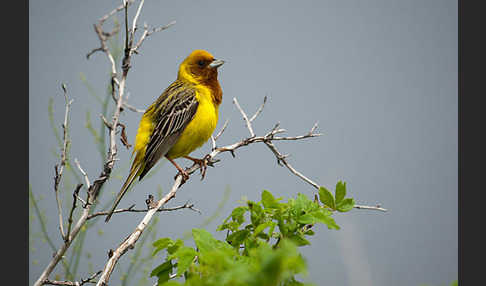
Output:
[
  {"xmin": 74, "ymin": 158, "xmax": 91, "ymax": 189},
  {"xmin": 53, "ymin": 83, "xmax": 73, "ymax": 241},
  {"xmin": 43, "ymin": 270, "xmax": 102, "ymax": 286},
  {"xmin": 65, "ymin": 184, "xmax": 83, "ymax": 242},
  {"xmin": 211, "ymin": 119, "xmax": 229, "ymax": 150},
  {"xmin": 132, "ymin": 20, "xmax": 176, "ymax": 54},
  {"xmin": 86, "ymin": 200, "xmax": 200, "ymax": 220}
]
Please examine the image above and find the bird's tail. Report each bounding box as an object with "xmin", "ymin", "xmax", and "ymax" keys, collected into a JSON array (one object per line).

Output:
[{"xmin": 105, "ymin": 158, "xmax": 143, "ymax": 222}]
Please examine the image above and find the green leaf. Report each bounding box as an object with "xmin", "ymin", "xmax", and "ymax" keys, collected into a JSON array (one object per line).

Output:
[
  {"xmin": 297, "ymin": 214, "xmax": 315, "ymax": 225},
  {"xmin": 289, "ymin": 234, "xmax": 310, "ymax": 246},
  {"xmin": 318, "ymin": 186, "xmax": 335, "ymax": 210},
  {"xmin": 167, "ymin": 239, "xmax": 184, "ymax": 255},
  {"xmin": 192, "ymin": 228, "xmax": 217, "ymax": 253},
  {"xmin": 152, "ymin": 238, "xmax": 174, "ymax": 256},
  {"xmin": 254, "ymin": 221, "xmax": 276, "ymax": 237},
  {"xmin": 174, "ymin": 247, "xmax": 197, "ymax": 276},
  {"xmin": 262, "ymin": 190, "xmax": 280, "ymax": 209},
  {"xmin": 335, "ymin": 181, "xmax": 346, "ymax": 204},
  {"xmin": 310, "ymin": 210, "xmax": 340, "ymax": 230},
  {"xmin": 294, "ymin": 193, "xmax": 312, "ymax": 214},
  {"xmin": 249, "ymin": 201, "xmax": 264, "ymax": 227},
  {"xmin": 151, "ymin": 260, "xmax": 173, "ymax": 284},
  {"xmin": 227, "ymin": 229, "xmax": 250, "ymax": 247},
  {"xmin": 153, "ymin": 238, "xmax": 173, "ymax": 248},
  {"xmin": 336, "ymin": 198, "xmax": 355, "ymax": 212},
  {"xmin": 231, "ymin": 206, "xmax": 248, "ymax": 223},
  {"xmin": 305, "ymin": 229, "xmax": 315, "ymax": 236},
  {"xmin": 268, "ymin": 222, "xmax": 276, "ymax": 238}
]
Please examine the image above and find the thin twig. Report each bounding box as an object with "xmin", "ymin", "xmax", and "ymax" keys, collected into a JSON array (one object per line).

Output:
[
  {"xmin": 43, "ymin": 270, "xmax": 102, "ymax": 286},
  {"xmin": 249, "ymin": 96, "xmax": 267, "ymax": 122},
  {"xmin": 98, "ymin": 0, "xmax": 135, "ymax": 26},
  {"xmin": 211, "ymin": 119, "xmax": 229, "ymax": 150},
  {"xmin": 132, "ymin": 20, "xmax": 176, "ymax": 54},
  {"xmin": 233, "ymin": 98, "xmax": 255, "ymax": 137},
  {"xmin": 354, "ymin": 204, "xmax": 387, "ymax": 212},
  {"xmin": 100, "ymin": 114, "xmax": 112, "ymax": 129},
  {"xmin": 131, "ymin": 0, "xmax": 145, "ymax": 37},
  {"xmin": 65, "ymin": 184, "xmax": 83, "ymax": 242},
  {"xmin": 54, "ymin": 83, "xmax": 73, "ymax": 241},
  {"xmin": 74, "ymin": 158, "xmax": 91, "ymax": 189},
  {"xmin": 120, "ymin": 101, "xmax": 145, "ymax": 113},
  {"xmin": 214, "ymin": 119, "xmax": 229, "ymax": 141},
  {"xmin": 86, "ymin": 201, "xmax": 200, "ymax": 220}
]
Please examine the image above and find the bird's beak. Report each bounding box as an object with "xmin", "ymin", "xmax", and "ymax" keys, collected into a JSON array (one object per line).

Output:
[{"xmin": 209, "ymin": 59, "xmax": 225, "ymax": 69}]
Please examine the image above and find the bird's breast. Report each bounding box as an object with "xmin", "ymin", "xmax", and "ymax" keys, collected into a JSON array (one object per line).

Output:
[{"xmin": 166, "ymin": 87, "xmax": 219, "ymax": 159}]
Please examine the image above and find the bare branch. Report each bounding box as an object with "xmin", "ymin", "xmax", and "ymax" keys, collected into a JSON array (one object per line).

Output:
[
  {"xmin": 354, "ymin": 204, "xmax": 387, "ymax": 212},
  {"xmin": 249, "ymin": 95, "xmax": 267, "ymax": 122},
  {"xmin": 211, "ymin": 119, "xmax": 229, "ymax": 150},
  {"xmin": 120, "ymin": 101, "xmax": 145, "ymax": 113},
  {"xmin": 98, "ymin": 0, "xmax": 135, "ymax": 26},
  {"xmin": 132, "ymin": 20, "xmax": 176, "ymax": 54},
  {"xmin": 214, "ymin": 119, "xmax": 229, "ymax": 141},
  {"xmin": 74, "ymin": 158, "xmax": 91, "ymax": 189},
  {"xmin": 100, "ymin": 114, "xmax": 112, "ymax": 129},
  {"xmin": 65, "ymin": 184, "xmax": 83, "ymax": 242},
  {"xmin": 233, "ymin": 97, "xmax": 255, "ymax": 137},
  {"xmin": 53, "ymin": 83, "xmax": 73, "ymax": 241},
  {"xmin": 43, "ymin": 270, "xmax": 102, "ymax": 286},
  {"xmin": 309, "ymin": 121, "xmax": 319, "ymax": 134},
  {"xmin": 86, "ymin": 201, "xmax": 200, "ymax": 220},
  {"xmin": 131, "ymin": 0, "xmax": 145, "ymax": 37}
]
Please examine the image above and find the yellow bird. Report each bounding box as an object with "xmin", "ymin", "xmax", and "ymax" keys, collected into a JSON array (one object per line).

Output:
[{"xmin": 105, "ymin": 50, "xmax": 224, "ymax": 222}]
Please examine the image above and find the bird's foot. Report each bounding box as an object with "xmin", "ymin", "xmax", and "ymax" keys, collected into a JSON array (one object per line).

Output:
[
  {"xmin": 174, "ymin": 169, "xmax": 190, "ymax": 183},
  {"xmin": 184, "ymin": 156, "xmax": 208, "ymax": 180}
]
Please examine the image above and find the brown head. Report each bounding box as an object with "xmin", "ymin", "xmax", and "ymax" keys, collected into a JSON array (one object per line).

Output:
[{"xmin": 178, "ymin": 50, "xmax": 224, "ymax": 104}]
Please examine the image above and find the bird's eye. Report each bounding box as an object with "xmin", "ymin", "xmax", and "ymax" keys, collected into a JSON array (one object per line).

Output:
[{"xmin": 198, "ymin": 60, "xmax": 205, "ymax": 67}]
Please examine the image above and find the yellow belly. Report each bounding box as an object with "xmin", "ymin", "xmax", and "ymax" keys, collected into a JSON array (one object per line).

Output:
[{"xmin": 166, "ymin": 92, "xmax": 218, "ymax": 159}]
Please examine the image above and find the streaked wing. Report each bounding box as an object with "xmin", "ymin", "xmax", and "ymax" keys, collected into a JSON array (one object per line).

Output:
[{"xmin": 139, "ymin": 82, "xmax": 199, "ymax": 179}]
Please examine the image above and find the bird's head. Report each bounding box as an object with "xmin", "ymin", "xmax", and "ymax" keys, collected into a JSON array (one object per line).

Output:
[{"xmin": 178, "ymin": 50, "xmax": 225, "ymax": 84}]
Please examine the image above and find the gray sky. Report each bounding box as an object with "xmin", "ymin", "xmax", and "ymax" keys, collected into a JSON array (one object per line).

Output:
[{"xmin": 29, "ymin": 0, "xmax": 457, "ymax": 285}]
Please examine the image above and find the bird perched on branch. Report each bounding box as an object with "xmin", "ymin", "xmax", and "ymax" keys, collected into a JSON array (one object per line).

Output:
[{"xmin": 105, "ymin": 49, "xmax": 224, "ymax": 222}]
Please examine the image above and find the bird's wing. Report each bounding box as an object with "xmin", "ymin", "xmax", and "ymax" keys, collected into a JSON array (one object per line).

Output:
[{"xmin": 139, "ymin": 84, "xmax": 199, "ymax": 179}]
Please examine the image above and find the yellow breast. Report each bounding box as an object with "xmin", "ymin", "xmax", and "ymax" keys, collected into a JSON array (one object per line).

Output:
[{"xmin": 165, "ymin": 86, "xmax": 219, "ymax": 159}]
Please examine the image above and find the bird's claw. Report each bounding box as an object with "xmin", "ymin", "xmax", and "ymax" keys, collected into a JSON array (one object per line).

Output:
[{"xmin": 195, "ymin": 159, "xmax": 208, "ymax": 180}]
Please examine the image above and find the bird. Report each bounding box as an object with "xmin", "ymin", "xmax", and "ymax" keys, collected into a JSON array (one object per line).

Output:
[{"xmin": 105, "ymin": 49, "xmax": 224, "ymax": 222}]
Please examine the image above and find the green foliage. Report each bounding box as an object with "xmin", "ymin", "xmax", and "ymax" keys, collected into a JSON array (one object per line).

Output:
[
  {"xmin": 151, "ymin": 185, "xmax": 356, "ymax": 285},
  {"xmin": 319, "ymin": 181, "xmax": 355, "ymax": 212}
]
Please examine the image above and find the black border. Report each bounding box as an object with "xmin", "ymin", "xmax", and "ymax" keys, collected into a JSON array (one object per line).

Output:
[
  {"xmin": 4, "ymin": 0, "xmax": 28, "ymax": 285},
  {"xmin": 459, "ymin": 0, "xmax": 485, "ymax": 285}
]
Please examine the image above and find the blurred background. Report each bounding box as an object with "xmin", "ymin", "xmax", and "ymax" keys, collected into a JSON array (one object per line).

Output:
[{"xmin": 29, "ymin": 0, "xmax": 457, "ymax": 285}]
